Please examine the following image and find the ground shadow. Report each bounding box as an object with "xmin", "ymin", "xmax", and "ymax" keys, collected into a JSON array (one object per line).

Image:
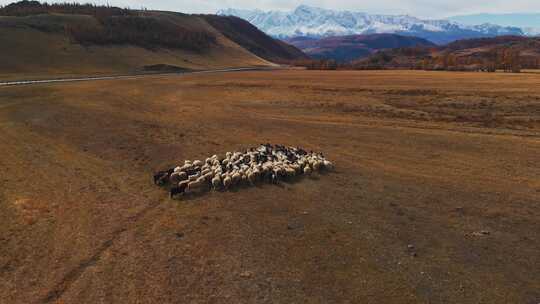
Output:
[{"xmin": 165, "ymin": 171, "xmax": 336, "ymax": 202}]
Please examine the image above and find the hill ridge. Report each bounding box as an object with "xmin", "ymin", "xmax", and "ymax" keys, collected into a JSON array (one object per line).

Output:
[{"xmin": 0, "ymin": 1, "xmax": 306, "ymax": 80}]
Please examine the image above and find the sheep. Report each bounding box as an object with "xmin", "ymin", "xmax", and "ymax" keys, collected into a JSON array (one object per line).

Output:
[
  {"xmin": 231, "ymin": 171, "xmax": 242, "ymax": 185},
  {"xmin": 231, "ymin": 152, "xmax": 242, "ymax": 161},
  {"xmin": 170, "ymin": 187, "xmax": 182, "ymax": 198},
  {"xmin": 188, "ymin": 176, "xmax": 207, "ymax": 192},
  {"xmin": 211, "ymin": 175, "xmax": 222, "ymax": 190},
  {"xmin": 203, "ymin": 171, "xmax": 214, "ymax": 181},
  {"xmin": 223, "ymin": 175, "xmax": 232, "ymax": 189},
  {"xmin": 290, "ymin": 163, "xmax": 301, "ymax": 174},
  {"xmin": 188, "ymin": 172, "xmax": 201, "ymax": 182},
  {"xmin": 284, "ymin": 167, "xmax": 296, "ymax": 178},
  {"xmin": 251, "ymin": 167, "xmax": 261, "ymax": 180},
  {"xmin": 313, "ymin": 161, "xmax": 322, "ymax": 172},
  {"xmin": 213, "ymin": 167, "xmax": 223, "ymax": 175},
  {"xmin": 156, "ymin": 144, "xmax": 333, "ymax": 196},
  {"xmin": 247, "ymin": 170, "xmax": 258, "ymax": 185},
  {"xmin": 153, "ymin": 170, "xmax": 170, "ymax": 186},
  {"xmin": 170, "ymin": 180, "xmax": 189, "ymax": 198},
  {"xmin": 275, "ymin": 166, "xmax": 286, "ymax": 178},
  {"xmin": 323, "ymin": 160, "xmax": 334, "ymax": 171},
  {"xmin": 169, "ymin": 171, "xmax": 182, "ymax": 183}
]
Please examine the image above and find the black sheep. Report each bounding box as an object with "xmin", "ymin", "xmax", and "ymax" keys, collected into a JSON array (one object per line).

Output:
[
  {"xmin": 153, "ymin": 168, "xmax": 173, "ymax": 185},
  {"xmin": 170, "ymin": 182, "xmax": 188, "ymax": 198}
]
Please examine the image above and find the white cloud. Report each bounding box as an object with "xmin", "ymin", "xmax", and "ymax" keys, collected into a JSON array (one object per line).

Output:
[{"xmin": 1, "ymin": 0, "xmax": 540, "ymax": 18}]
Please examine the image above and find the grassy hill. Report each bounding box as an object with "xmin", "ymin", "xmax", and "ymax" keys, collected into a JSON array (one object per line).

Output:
[
  {"xmin": 200, "ymin": 15, "xmax": 309, "ymax": 63},
  {"xmin": 0, "ymin": 1, "xmax": 306, "ymax": 80},
  {"xmin": 353, "ymin": 36, "xmax": 540, "ymax": 71}
]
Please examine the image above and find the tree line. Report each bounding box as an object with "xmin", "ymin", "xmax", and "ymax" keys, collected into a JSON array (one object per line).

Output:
[
  {"xmin": 0, "ymin": 1, "xmax": 216, "ymax": 51},
  {"xmin": 292, "ymin": 46, "xmax": 539, "ymax": 73},
  {"xmin": 414, "ymin": 49, "xmax": 528, "ymax": 73},
  {"xmin": 0, "ymin": 1, "xmax": 133, "ymax": 17}
]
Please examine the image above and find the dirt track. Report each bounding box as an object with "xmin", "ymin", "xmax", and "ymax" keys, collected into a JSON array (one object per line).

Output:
[
  {"xmin": 0, "ymin": 70, "xmax": 539, "ymax": 303},
  {"xmin": 0, "ymin": 67, "xmax": 276, "ymax": 86}
]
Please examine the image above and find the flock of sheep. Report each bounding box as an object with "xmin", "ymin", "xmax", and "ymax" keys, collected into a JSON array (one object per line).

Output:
[{"xmin": 153, "ymin": 144, "xmax": 334, "ymax": 198}]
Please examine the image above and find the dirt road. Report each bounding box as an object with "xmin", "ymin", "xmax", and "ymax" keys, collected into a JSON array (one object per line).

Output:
[
  {"xmin": 0, "ymin": 70, "xmax": 538, "ymax": 303},
  {"xmin": 0, "ymin": 67, "xmax": 276, "ymax": 87}
]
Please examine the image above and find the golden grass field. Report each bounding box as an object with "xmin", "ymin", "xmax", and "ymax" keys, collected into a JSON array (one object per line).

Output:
[{"xmin": 0, "ymin": 70, "xmax": 539, "ymax": 303}]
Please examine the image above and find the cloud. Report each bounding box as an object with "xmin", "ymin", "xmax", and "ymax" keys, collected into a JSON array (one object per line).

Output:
[{"xmin": 1, "ymin": 0, "xmax": 540, "ymax": 18}]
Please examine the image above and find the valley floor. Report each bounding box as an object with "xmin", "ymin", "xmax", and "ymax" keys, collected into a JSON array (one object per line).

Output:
[{"xmin": 0, "ymin": 70, "xmax": 539, "ymax": 303}]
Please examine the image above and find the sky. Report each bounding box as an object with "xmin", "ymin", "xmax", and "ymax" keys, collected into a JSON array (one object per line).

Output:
[{"xmin": 1, "ymin": 0, "xmax": 540, "ymax": 19}]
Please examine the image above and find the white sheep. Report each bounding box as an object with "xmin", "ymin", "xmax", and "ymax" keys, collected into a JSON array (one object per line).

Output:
[
  {"xmin": 231, "ymin": 171, "xmax": 241, "ymax": 185},
  {"xmin": 188, "ymin": 176, "xmax": 207, "ymax": 192},
  {"xmin": 188, "ymin": 172, "xmax": 201, "ymax": 182},
  {"xmin": 212, "ymin": 175, "xmax": 222, "ymax": 190},
  {"xmin": 323, "ymin": 160, "xmax": 334, "ymax": 171}
]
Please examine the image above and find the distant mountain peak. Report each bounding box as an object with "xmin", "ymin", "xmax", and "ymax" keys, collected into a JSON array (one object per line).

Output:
[{"xmin": 217, "ymin": 6, "xmax": 526, "ymax": 45}]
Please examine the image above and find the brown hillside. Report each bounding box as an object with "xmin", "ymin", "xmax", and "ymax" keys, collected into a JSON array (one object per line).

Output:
[
  {"xmin": 0, "ymin": 1, "xmax": 305, "ymax": 80},
  {"xmin": 200, "ymin": 15, "xmax": 309, "ymax": 63},
  {"xmin": 354, "ymin": 36, "xmax": 540, "ymax": 71}
]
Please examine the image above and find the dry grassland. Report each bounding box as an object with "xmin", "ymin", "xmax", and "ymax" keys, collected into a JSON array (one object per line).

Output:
[{"xmin": 0, "ymin": 70, "xmax": 539, "ymax": 303}]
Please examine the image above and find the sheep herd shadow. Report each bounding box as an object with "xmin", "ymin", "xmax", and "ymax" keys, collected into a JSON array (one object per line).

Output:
[{"xmin": 166, "ymin": 171, "xmax": 332, "ymax": 202}]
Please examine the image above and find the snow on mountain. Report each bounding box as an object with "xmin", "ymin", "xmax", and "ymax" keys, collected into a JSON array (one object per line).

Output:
[
  {"xmin": 217, "ymin": 5, "xmax": 526, "ymax": 45},
  {"xmin": 524, "ymin": 27, "xmax": 540, "ymax": 36}
]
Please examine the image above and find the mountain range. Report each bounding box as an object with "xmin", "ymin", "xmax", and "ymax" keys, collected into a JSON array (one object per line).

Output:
[
  {"xmin": 449, "ymin": 13, "xmax": 540, "ymax": 36},
  {"xmin": 218, "ymin": 5, "xmax": 528, "ymax": 45},
  {"xmin": 285, "ymin": 34, "xmax": 435, "ymax": 62}
]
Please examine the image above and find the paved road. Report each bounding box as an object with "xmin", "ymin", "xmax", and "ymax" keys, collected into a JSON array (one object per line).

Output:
[{"xmin": 0, "ymin": 67, "xmax": 275, "ymax": 87}]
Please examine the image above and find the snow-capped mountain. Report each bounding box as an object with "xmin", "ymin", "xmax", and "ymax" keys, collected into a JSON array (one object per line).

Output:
[
  {"xmin": 524, "ymin": 28, "xmax": 540, "ymax": 37},
  {"xmin": 217, "ymin": 5, "xmax": 526, "ymax": 45}
]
